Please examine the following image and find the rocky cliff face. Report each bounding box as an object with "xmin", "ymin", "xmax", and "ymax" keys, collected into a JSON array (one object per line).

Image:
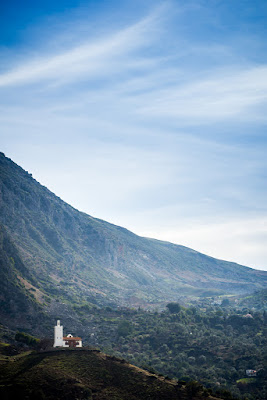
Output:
[{"xmin": 0, "ymin": 152, "xmax": 266, "ymax": 316}]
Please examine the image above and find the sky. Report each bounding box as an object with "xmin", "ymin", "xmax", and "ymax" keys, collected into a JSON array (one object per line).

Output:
[{"xmin": 1, "ymin": 0, "xmax": 267, "ymax": 271}]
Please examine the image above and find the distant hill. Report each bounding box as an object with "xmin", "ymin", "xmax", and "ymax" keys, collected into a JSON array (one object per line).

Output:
[
  {"xmin": 0, "ymin": 151, "xmax": 266, "ymax": 321},
  {"xmin": 0, "ymin": 348, "xmax": 221, "ymax": 400}
]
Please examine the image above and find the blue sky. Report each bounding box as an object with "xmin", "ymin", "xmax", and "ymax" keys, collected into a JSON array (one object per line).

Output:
[{"xmin": 1, "ymin": 0, "xmax": 267, "ymax": 270}]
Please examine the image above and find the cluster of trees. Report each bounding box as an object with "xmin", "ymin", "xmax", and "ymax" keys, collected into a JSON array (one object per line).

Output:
[
  {"xmin": 11, "ymin": 301, "xmax": 266, "ymax": 399},
  {"xmin": 15, "ymin": 332, "xmax": 39, "ymax": 346},
  {"xmin": 79, "ymin": 303, "xmax": 266, "ymax": 400}
]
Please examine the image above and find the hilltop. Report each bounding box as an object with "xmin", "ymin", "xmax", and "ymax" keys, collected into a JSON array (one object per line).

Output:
[{"xmin": 0, "ymin": 348, "xmax": 222, "ymax": 400}]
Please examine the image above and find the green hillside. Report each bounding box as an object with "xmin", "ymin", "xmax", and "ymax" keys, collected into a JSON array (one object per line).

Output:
[
  {"xmin": 0, "ymin": 152, "xmax": 266, "ymax": 316},
  {"xmin": 0, "ymin": 348, "xmax": 221, "ymax": 400},
  {"xmin": 1, "ymin": 301, "xmax": 266, "ymax": 400},
  {"xmin": 0, "ymin": 224, "xmax": 49, "ymax": 332}
]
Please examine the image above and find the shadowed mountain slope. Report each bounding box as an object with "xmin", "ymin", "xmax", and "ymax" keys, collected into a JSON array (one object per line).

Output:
[{"xmin": 0, "ymin": 152, "xmax": 266, "ymax": 310}]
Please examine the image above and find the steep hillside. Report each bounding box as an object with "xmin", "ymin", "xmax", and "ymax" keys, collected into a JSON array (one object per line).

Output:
[
  {"xmin": 0, "ymin": 224, "xmax": 50, "ymax": 332},
  {"xmin": 0, "ymin": 348, "xmax": 221, "ymax": 400},
  {"xmin": 0, "ymin": 152, "xmax": 266, "ymax": 312}
]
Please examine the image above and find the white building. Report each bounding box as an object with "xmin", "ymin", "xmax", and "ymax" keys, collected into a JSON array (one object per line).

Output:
[
  {"xmin": 53, "ymin": 320, "xmax": 82, "ymax": 348},
  {"xmin": 246, "ymin": 369, "xmax": 257, "ymax": 377}
]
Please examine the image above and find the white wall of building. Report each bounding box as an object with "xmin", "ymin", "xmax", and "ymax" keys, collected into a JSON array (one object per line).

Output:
[
  {"xmin": 53, "ymin": 320, "xmax": 63, "ymax": 347},
  {"xmin": 53, "ymin": 321, "xmax": 82, "ymax": 347}
]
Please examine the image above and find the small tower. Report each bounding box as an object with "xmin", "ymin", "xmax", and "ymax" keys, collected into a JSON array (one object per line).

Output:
[{"xmin": 53, "ymin": 320, "xmax": 63, "ymax": 347}]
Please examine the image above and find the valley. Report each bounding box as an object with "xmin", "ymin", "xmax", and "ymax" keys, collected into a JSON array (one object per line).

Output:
[{"xmin": 0, "ymin": 152, "xmax": 266, "ymax": 400}]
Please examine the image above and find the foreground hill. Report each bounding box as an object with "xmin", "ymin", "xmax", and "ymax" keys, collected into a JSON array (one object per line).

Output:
[
  {"xmin": 0, "ymin": 348, "xmax": 221, "ymax": 400},
  {"xmin": 0, "ymin": 152, "xmax": 266, "ymax": 316}
]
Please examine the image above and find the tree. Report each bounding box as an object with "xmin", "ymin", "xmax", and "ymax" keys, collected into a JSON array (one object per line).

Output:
[
  {"xmin": 222, "ymin": 298, "xmax": 230, "ymax": 307},
  {"xmin": 15, "ymin": 332, "xmax": 39, "ymax": 347},
  {"xmin": 117, "ymin": 320, "xmax": 132, "ymax": 337},
  {"xmin": 166, "ymin": 302, "xmax": 181, "ymax": 314},
  {"xmin": 186, "ymin": 381, "xmax": 203, "ymax": 396},
  {"xmin": 198, "ymin": 355, "xmax": 207, "ymax": 365},
  {"xmin": 36, "ymin": 338, "xmax": 53, "ymax": 351}
]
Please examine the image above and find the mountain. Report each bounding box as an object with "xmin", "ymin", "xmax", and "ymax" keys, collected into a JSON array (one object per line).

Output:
[
  {"xmin": 0, "ymin": 151, "xmax": 266, "ymax": 319},
  {"xmin": 0, "ymin": 347, "xmax": 221, "ymax": 400},
  {"xmin": 0, "ymin": 223, "xmax": 46, "ymax": 329}
]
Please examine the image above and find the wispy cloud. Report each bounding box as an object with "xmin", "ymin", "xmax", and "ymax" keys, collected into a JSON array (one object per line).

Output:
[
  {"xmin": 135, "ymin": 65, "xmax": 267, "ymax": 122},
  {"xmin": 0, "ymin": 10, "xmax": 161, "ymax": 88},
  {"xmin": 1, "ymin": 1, "xmax": 267, "ymax": 269},
  {"xmin": 1, "ymin": 3, "xmax": 266, "ymax": 125}
]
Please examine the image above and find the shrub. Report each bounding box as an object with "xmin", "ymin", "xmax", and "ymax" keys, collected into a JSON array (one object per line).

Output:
[
  {"xmin": 186, "ymin": 380, "xmax": 203, "ymax": 396},
  {"xmin": 15, "ymin": 332, "xmax": 39, "ymax": 347},
  {"xmin": 166, "ymin": 302, "xmax": 181, "ymax": 313},
  {"xmin": 117, "ymin": 320, "xmax": 133, "ymax": 337}
]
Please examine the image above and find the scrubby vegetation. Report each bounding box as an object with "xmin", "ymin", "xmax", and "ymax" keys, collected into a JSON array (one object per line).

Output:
[
  {"xmin": 0, "ymin": 348, "xmax": 221, "ymax": 400},
  {"xmin": 73, "ymin": 303, "xmax": 267, "ymax": 400},
  {"xmin": 1, "ymin": 301, "xmax": 265, "ymax": 399},
  {"xmin": 14, "ymin": 331, "xmax": 39, "ymax": 347}
]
